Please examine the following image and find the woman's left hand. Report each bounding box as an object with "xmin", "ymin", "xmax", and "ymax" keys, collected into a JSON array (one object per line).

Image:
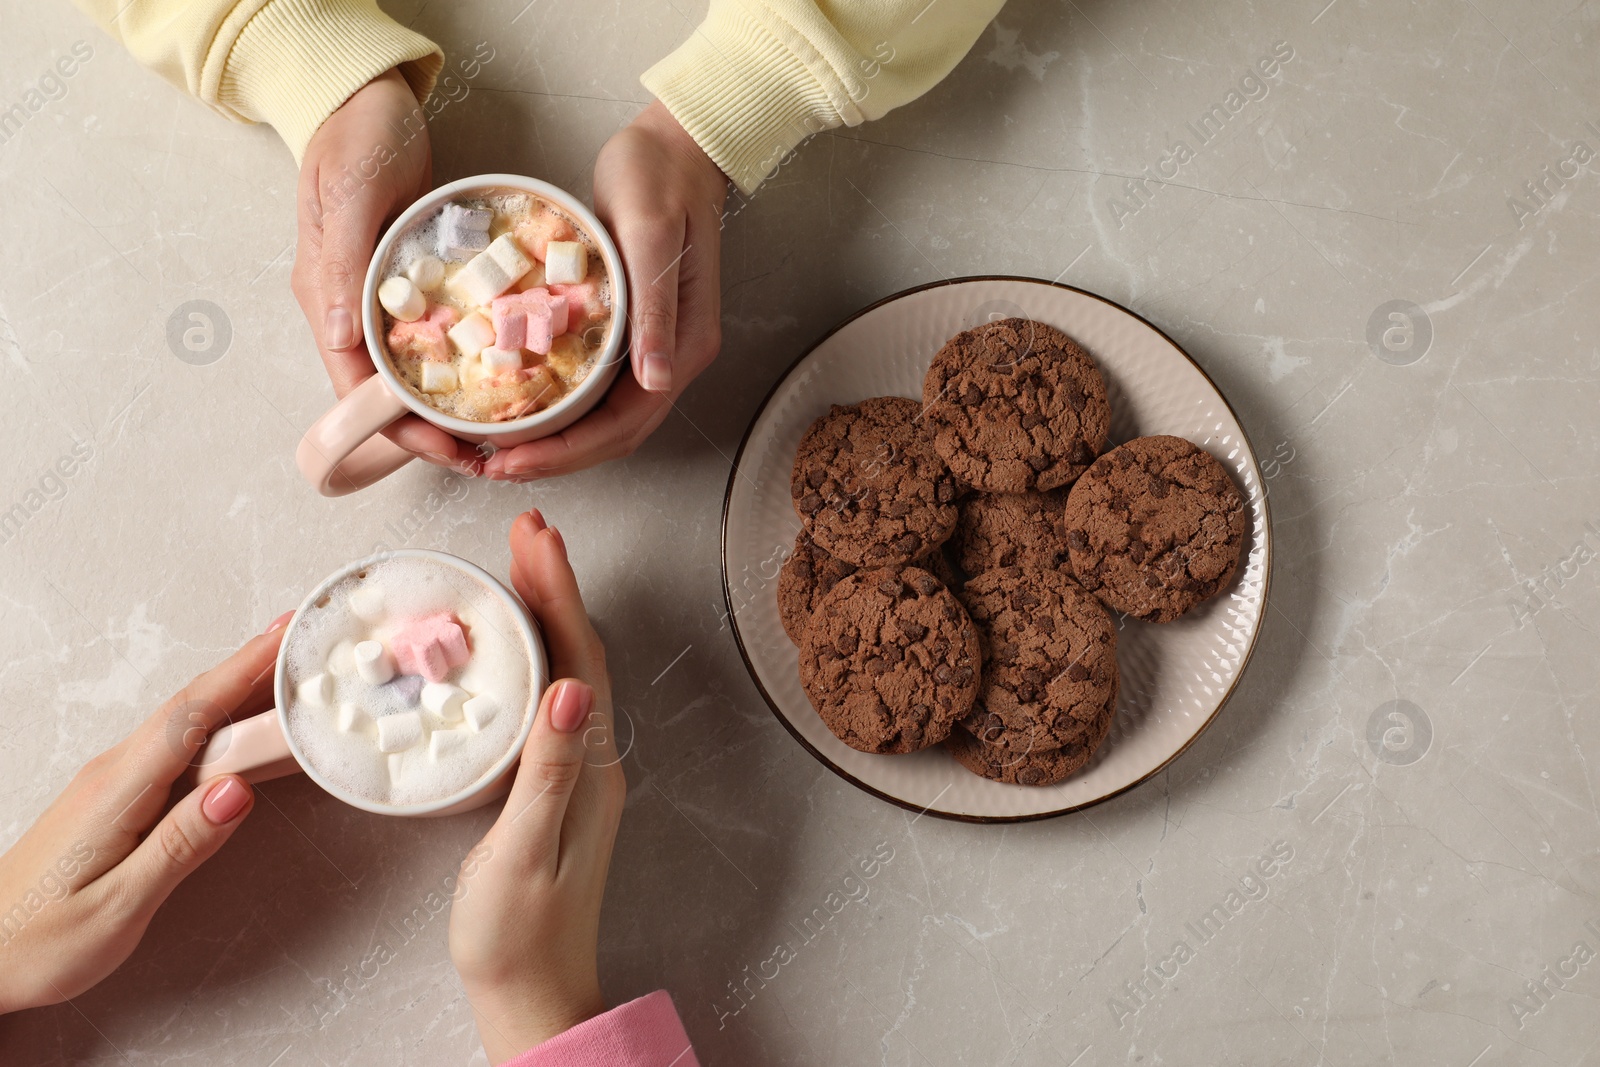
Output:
[{"xmin": 0, "ymin": 615, "xmax": 290, "ymax": 1014}]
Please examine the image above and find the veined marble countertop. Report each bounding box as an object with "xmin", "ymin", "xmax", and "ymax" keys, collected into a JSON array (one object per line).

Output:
[{"xmin": 1, "ymin": 0, "xmax": 1596, "ymax": 1063}]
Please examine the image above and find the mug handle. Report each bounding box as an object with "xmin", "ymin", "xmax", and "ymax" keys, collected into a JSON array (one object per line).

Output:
[
  {"xmin": 193, "ymin": 711, "xmax": 303, "ymax": 785},
  {"xmin": 297, "ymin": 374, "xmax": 415, "ymax": 497}
]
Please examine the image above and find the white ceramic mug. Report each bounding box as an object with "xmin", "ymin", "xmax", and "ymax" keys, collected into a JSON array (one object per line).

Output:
[
  {"xmin": 297, "ymin": 174, "xmax": 629, "ymax": 497},
  {"xmin": 193, "ymin": 549, "xmax": 547, "ymax": 818}
]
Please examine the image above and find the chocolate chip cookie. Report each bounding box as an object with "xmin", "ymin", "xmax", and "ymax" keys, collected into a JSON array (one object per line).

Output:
[
  {"xmin": 791, "ymin": 396, "xmax": 960, "ymax": 568},
  {"xmin": 1063, "ymin": 435, "xmax": 1246, "ymax": 622},
  {"xmin": 921, "ymin": 318, "xmax": 1110, "ymax": 492},
  {"xmin": 951, "ymin": 490, "xmax": 1070, "ymax": 575},
  {"xmin": 944, "ymin": 712, "xmax": 1113, "ymax": 786},
  {"xmin": 777, "ymin": 531, "xmax": 858, "ymax": 644},
  {"xmin": 957, "ymin": 566, "xmax": 1118, "ymax": 755},
  {"xmin": 799, "ymin": 566, "xmax": 981, "ymax": 754}
]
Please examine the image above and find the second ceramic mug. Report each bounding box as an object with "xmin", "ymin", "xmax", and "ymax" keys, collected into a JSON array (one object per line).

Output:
[
  {"xmin": 193, "ymin": 549, "xmax": 548, "ymax": 818},
  {"xmin": 297, "ymin": 174, "xmax": 629, "ymax": 497}
]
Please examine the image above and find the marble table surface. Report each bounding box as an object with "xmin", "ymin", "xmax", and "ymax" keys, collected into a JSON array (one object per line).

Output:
[{"xmin": 2, "ymin": 0, "xmax": 1598, "ymax": 1062}]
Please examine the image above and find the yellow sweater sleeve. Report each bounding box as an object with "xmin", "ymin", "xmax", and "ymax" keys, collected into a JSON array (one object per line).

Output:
[
  {"xmin": 642, "ymin": 0, "xmax": 1005, "ymax": 194},
  {"xmin": 68, "ymin": 0, "xmax": 442, "ymax": 162}
]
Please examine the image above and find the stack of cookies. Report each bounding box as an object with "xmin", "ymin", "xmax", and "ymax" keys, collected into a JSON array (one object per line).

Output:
[{"xmin": 780, "ymin": 318, "xmax": 1246, "ymax": 788}]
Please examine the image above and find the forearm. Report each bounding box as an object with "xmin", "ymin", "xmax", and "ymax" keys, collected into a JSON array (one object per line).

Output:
[
  {"xmin": 67, "ymin": 0, "xmax": 442, "ymax": 160},
  {"xmin": 642, "ymin": 0, "xmax": 1009, "ymax": 193}
]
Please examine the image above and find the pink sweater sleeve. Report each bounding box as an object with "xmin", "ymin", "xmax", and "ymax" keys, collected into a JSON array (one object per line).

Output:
[{"xmin": 500, "ymin": 991, "xmax": 698, "ymax": 1067}]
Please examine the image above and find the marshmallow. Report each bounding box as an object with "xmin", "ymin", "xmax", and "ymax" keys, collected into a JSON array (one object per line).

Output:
[
  {"xmin": 391, "ymin": 613, "xmax": 471, "ymax": 683},
  {"xmin": 420, "ymin": 361, "xmax": 458, "ymax": 393},
  {"xmin": 378, "ymin": 276, "xmax": 426, "ymax": 322},
  {"xmin": 513, "ymin": 211, "xmax": 577, "ymax": 261},
  {"xmin": 388, "ymin": 752, "xmax": 407, "ymax": 785},
  {"xmin": 543, "ymin": 241, "xmax": 587, "ymax": 285},
  {"xmin": 337, "ymin": 702, "xmax": 369, "ymax": 733},
  {"xmin": 480, "ymin": 346, "xmax": 523, "ymax": 376},
  {"xmin": 548, "ymin": 280, "xmax": 605, "ymax": 328},
  {"xmin": 406, "ymin": 254, "xmax": 446, "ymax": 291},
  {"xmin": 349, "ymin": 585, "xmax": 385, "ymax": 621},
  {"xmin": 448, "ymin": 234, "xmax": 532, "ymax": 307},
  {"xmin": 381, "ymin": 673, "xmax": 425, "ymax": 706},
  {"xmin": 429, "ymin": 728, "xmax": 467, "ymax": 762},
  {"xmin": 326, "ymin": 639, "xmax": 357, "ymax": 678},
  {"xmin": 421, "ymin": 682, "xmax": 468, "ymax": 722},
  {"xmin": 462, "ymin": 694, "xmax": 498, "ymax": 732},
  {"xmin": 448, "ymin": 311, "xmax": 497, "ymax": 359},
  {"xmin": 438, "ymin": 203, "xmax": 492, "ymax": 262},
  {"xmin": 491, "ymin": 290, "xmax": 565, "ymax": 355},
  {"xmin": 377, "ymin": 710, "xmax": 424, "ymax": 753},
  {"xmin": 297, "ymin": 672, "xmax": 333, "ymax": 707},
  {"xmin": 387, "ymin": 305, "xmax": 459, "ymax": 363},
  {"xmin": 354, "ymin": 640, "xmax": 396, "ymax": 685}
]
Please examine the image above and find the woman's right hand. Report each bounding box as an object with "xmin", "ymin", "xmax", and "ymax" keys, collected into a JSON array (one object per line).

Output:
[{"xmin": 448, "ymin": 510, "xmax": 627, "ymax": 1063}]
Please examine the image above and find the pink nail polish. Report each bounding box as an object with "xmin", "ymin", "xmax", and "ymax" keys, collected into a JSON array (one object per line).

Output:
[
  {"xmin": 265, "ymin": 610, "xmax": 295, "ymax": 634},
  {"xmin": 549, "ymin": 680, "xmax": 592, "ymax": 733},
  {"xmin": 202, "ymin": 777, "xmax": 251, "ymax": 824}
]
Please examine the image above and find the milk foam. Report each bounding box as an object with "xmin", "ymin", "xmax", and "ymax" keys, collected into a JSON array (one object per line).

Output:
[{"xmin": 284, "ymin": 556, "xmax": 534, "ymax": 808}]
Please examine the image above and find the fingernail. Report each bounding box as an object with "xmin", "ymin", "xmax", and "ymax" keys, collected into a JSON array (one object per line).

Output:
[
  {"xmin": 641, "ymin": 353, "xmax": 672, "ymax": 393},
  {"xmin": 326, "ymin": 307, "xmax": 355, "ymax": 350},
  {"xmin": 549, "ymin": 680, "xmax": 592, "ymax": 733},
  {"xmin": 503, "ymin": 458, "xmax": 541, "ymax": 477},
  {"xmin": 265, "ymin": 610, "xmax": 294, "ymax": 634},
  {"xmin": 202, "ymin": 777, "xmax": 251, "ymax": 824},
  {"xmin": 549, "ymin": 525, "xmax": 567, "ymax": 556},
  {"xmin": 420, "ymin": 450, "xmax": 453, "ymax": 467},
  {"xmin": 525, "ymin": 508, "xmax": 546, "ymax": 532}
]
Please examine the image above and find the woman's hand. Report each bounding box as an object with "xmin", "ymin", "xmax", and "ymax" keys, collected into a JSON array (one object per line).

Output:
[
  {"xmin": 449, "ymin": 511, "xmax": 627, "ymax": 1062},
  {"xmin": 292, "ymin": 68, "xmax": 482, "ymax": 475},
  {"xmin": 0, "ymin": 614, "xmax": 290, "ymax": 1014},
  {"xmin": 483, "ymin": 101, "xmax": 729, "ymax": 481}
]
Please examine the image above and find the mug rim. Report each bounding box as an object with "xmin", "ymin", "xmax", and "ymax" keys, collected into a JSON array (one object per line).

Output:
[
  {"xmin": 360, "ymin": 173, "xmax": 629, "ymax": 439},
  {"xmin": 273, "ymin": 548, "xmax": 546, "ymax": 817}
]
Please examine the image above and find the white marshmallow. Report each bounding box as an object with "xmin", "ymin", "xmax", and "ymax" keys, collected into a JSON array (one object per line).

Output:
[
  {"xmin": 378, "ymin": 276, "xmax": 426, "ymax": 321},
  {"xmin": 462, "ymin": 694, "xmax": 498, "ymax": 732},
  {"xmin": 449, "ymin": 311, "xmax": 497, "ymax": 359},
  {"xmin": 448, "ymin": 234, "xmax": 532, "ymax": 306},
  {"xmin": 422, "ymin": 682, "xmax": 468, "ymax": 722},
  {"xmin": 420, "ymin": 362, "xmax": 458, "ymax": 393},
  {"xmin": 406, "ymin": 254, "xmax": 446, "ymax": 291},
  {"xmin": 354, "ymin": 640, "xmax": 395, "ymax": 685},
  {"xmin": 377, "ymin": 711, "xmax": 424, "ymax": 753},
  {"xmin": 387, "ymin": 752, "xmax": 407, "ymax": 785},
  {"xmin": 480, "ymin": 346, "xmax": 523, "ymax": 375},
  {"xmin": 337, "ymin": 702, "xmax": 369, "ymax": 733},
  {"xmin": 543, "ymin": 241, "xmax": 587, "ymax": 285},
  {"xmin": 349, "ymin": 585, "xmax": 384, "ymax": 621},
  {"xmin": 429, "ymin": 728, "xmax": 467, "ymax": 762},
  {"xmin": 326, "ymin": 639, "xmax": 357, "ymax": 678},
  {"xmin": 297, "ymin": 672, "xmax": 333, "ymax": 707}
]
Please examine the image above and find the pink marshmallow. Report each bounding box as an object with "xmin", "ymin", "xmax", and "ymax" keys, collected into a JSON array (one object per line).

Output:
[
  {"xmin": 548, "ymin": 280, "xmax": 605, "ymax": 328},
  {"xmin": 387, "ymin": 305, "xmax": 460, "ymax": 362},
  {"xmin": 390, "ymin": 613, "xmax": 471, "ymax": 682},
  {"xmin": 513, "ymin": 211, "xmax": 578, "ymax": 262},
  {"xmin": 492, "ymin": 290, "xmax": 565, "ymax": 355}
]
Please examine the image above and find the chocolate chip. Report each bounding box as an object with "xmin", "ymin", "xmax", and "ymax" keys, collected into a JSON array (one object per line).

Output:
[
  {"xmin": 1148, "ymin": 475, "xmax": 1169, "ymax": 498},
  {"xmin": 900, "ymin": 620, "xmax": 928, "ymax": 641},
  {"xmin": 835, "ymin": 631, "xmax": 858, "ymax": 655},
  {"xmin": 1028, "ymin": 454, "xmax": 1051, "ymax": 472},
  {"xmin": 1017, "ymin": 766, "xmax": 1045, "ymax": 786},
  {"xmin": 1070, "ymin": 440, "xmax": 1095, "ymax": 465},
  {"xmin": 956, "ymin": 665, "xmax": 974, "ymax": 684},
  {"xmin": 1037, "ymin": 615, "xmax": 1055, "ymax": 633},
  {"xmin": 1129, "ymin": 541, "xmax": 1147, "ymax": 564},
  {"xmin": 936, "ymin": 480, "xmax": 958, "ymax": 504},
  {"xmin": 934, "ymin": 664, "xmax": 953, "ymax": 684},
  {"xmin": 961, "ymin": 384, "xmax": 983, "ymax": 406},
  {"xmin": 883, "ymin": 643, "xmax": 904, "ymax": 665},
  {"xmin": 884, "ymin": 499, "xmax": 911, "ymax": 518},
  {"xmin": 895, "ymin": 533, "xmax": 923, "ymax": 557},
  {"xmin": 1066, "ymin": 530, "xmax": 1089, "ymax": 551},
  {"xmin": 866, "ymin": 656, "xmax": 889, "ymax": 676},
  {"xmin": 806, "ymin": 469, "xmax": 827, "ymax": 488},
  {"xmin": 1021, "ymin": 412, "xmax": 1045, "ymax": 430},
  {"xmin": 1064, "ymin": 385, "xmax": 1086, "ymax": 413},
  {"xmin": 1067, "ymin": 663, "xmax": 1089, "ymax": 682},
  {"xmin": 801, "ymin": 492, "xmax": 824, "ymax": 514},
  {"xmin": 878, "ymin": 577, "xmax": 902, "ymax": 597},
  {"xmin": 1145, "ymin": 573, "xmax": 1163, "ymax": 588}
]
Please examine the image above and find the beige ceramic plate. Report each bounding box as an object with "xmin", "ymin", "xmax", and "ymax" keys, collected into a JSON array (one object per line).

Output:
[{"xmin": 721, "ymin": 278, "xmax": 1271, "ymax": 822}]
